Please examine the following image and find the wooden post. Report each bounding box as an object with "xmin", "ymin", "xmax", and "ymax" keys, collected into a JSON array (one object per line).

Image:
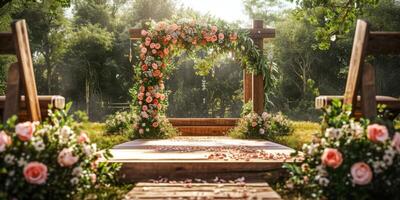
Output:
[
  {"xmin": 252, "ymin": 20, "xmax": 265, "ymax": 114},
  {"xmin": 360, "ymin": 63, "xmax": 377, "ymax": 118},
  {"xmin": 243, "ymin": 71, "xmax": 252, "ymax": 103},
  {"xmin": 343, "ymin": 20, "xmax": 369, "ymax": 116},
  {"xmin": 11, "ymin": 20, "xmax": 41, "ymax": 121}
]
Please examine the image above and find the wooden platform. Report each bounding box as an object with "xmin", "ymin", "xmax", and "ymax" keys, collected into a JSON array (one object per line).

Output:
[
  {"xmin": 124, "ymin": 182, "xmax": 282, "ymax": 200},
  {"xmin": 169, "ymin": 118, "xmax": 239, "ymax": 136},
  {"xmin": 110, "ymin": 137, "xmax": 295, "ymax": 182}
]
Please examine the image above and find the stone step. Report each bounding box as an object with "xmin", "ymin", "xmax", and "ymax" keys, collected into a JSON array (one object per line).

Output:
[{"xmin": 109, "ymin": 137, "xmax": 295, "ymax": 182}]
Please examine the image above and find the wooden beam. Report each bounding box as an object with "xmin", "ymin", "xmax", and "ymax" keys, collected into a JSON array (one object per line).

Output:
[
  {"xmin": 0, "ymin": 33, "xmax": 15, "ymax": 54},
  {"xmin": 252, "ymin": 20, "xmax": 265, "ymax": 114},
  {"xmin": 169, "ymin": 118, "xmax": 238, "ymax": 126},
  {"xmin": 243, "ymin": 70, "xmax": 253, "ymax": 103},
  {"xmin": 360, "ymin": 63, "xmax": 377, "ymax": 118},
  {"xmin": 129, "ymin": 27, "xmax": 276, "ymax": 39},
  {"xmin": 367, "ymin": 32, "xmax": 400, "ymax": 55},
  {"xmin": 3, "ymin": 63, "xmax": 20, "ymax": 122},
  {"xmin": 12, "ymin": 20, "xmax": 41, "ymax": 121},
  {"xmin": 129, "ymin": 28, "xmax": 142, "ymax": 39},
  {"xmin": 343, "ymin": 20, "xmax": 369, "ymax": 115}
]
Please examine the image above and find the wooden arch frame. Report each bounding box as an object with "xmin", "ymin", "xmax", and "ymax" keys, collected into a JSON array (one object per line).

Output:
[{"xmin": 129, "ymin": 20, "xmax": 275, "ymax": 135}]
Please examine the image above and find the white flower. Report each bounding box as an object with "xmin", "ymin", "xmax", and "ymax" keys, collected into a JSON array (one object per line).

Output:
[
  {"xmin": 17, "ymin": 157, "xmax": 27, "ymax": 167},
  {"xmin": 325, "ymin": 128, "xmax": 342, "ymax": 139},
  {"xmin": 59, "ymin": 126, "xmax": 73, "ymax": 142},
  {"xmin": 383, "ymin": 154, "xmax": 393, "ymax": 166},
  {"xmin": 4, "ymin": 154, "xmax": 15, "ymax": 164},
  {"xmin": 83, "ymin": 145, "xmax": 94, "ymax": 156},
  {"xmin": 330, "ymin": 35, "xmax": 336, "ymax": 42},
  {"xmin": 70, "ymin": 177, "xmax": 79, "ymax": 185},
  {"xmin": 33, "ymin": 140, "xmax": 45, "ymax": 152},
  {"xmin": 318, "ymin": 177, "xmax": 330, "ymax": 187},
  {"xmin": 261, "ymin": 112, "xmax": 269, "ymax": 120},
  {"xmin": 350, "ymin": 121, "xmax": 363, "ymax": 137},
  {"xmin": 145, "ymin": 128, "xmax": 150, "ymax": 132},
  {"xmin": 72, "ymin": 166, "xmax": 83, "ymax": 177},
  {"xmin": 8, "ymin": 170, "xmax": 15, "ymax": 177},
  {"xmin": 259, "ymin": 128, "xmax": 265, "ymax": 135}
]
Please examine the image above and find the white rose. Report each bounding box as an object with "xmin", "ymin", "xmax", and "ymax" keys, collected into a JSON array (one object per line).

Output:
[
  {"xmin": 59, "ymin": 126, "xmax": 73, "ymax": 142},
  {"xmin": 70, "ymin": 177, "xmax": 79, "ymax": 185},
  {"xmin": 57, "ymin": 148, "xmax": 79, "ymax": 167},
  {"xmin": 259, "ymin": 128, "xmax": 265, "ymax": 135},
  {"xmin": 4, "ymin": 154, "xmax": 14, "ymax": 164},
  {"xmin": 72, "ymin": 166, "xmax": 83, "ymax": 177},
  {"xmin": 33, "ymin": 140, "xmax": 45, "ymax": 152}
]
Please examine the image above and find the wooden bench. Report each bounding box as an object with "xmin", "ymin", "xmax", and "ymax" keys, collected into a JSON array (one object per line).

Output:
[
  {"xmin": 0, "ymin": 20, "xmax": 65, "ymax": 122},
  {"xmin": 0, "ymin": 95, "xmax": 65, "ymax": 122},
  {"xmin": 315, "ymin": 19, "xmax": 400, "ymax": 119}
]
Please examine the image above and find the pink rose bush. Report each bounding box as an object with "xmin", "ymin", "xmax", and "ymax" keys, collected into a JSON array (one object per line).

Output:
[
  {"xmin": 131, "ymin": 18, "xmax": 270, "ymax": 139},
  {"xmin": 0, "ymin": 105, "xmax": 119, "ymax": 199},
  {"xmin": 285, "ymin": 100, "xmax": 400, "ymax": 199}
]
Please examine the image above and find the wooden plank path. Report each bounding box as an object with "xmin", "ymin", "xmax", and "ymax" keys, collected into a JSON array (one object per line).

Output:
[{"xmin": 124, "ymin": 182, "xmax": 282, "ymax": 200}]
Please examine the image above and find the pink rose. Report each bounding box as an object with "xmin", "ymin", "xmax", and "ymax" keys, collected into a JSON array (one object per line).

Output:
[
  {"xmin": 160, "ymin": 94, "xmax": 166, "ymax": 101},
  {"xmin": 140, "ymin": 47, "xmax": 147, "ymax": 54},
  {"xmin": 351, "ymin": 162, "xmax": 373, "ymax": 185},
  {"xmin": 142, "ymin": 105, "xmax": 148, "ymax": 111},
  {"xmin": 15, "ymin": 121, "xmax": 35, "ymax": 141},
  {"xmin": 139, "ymin": 128, "xmax": 144, "ymax": 134},
  {"xmin": 251, "ymin": 121, "xmax": 258, "ymax": 127},
  {"xmin": 141, "ymin": 29, "xmax": 148, "ymax": 36},
  {"xmin": 163, "ymin": 48, "xmax": 169, "ymax": 55},
  {"xmin": 78, "ymin": 132, "xmax": 90, "ymax": 144},
  {"xmin": 367, "ymin": 124, "xmax": 389, "ymax": 143},
  {"xmin": 137, "ymin": 93, "xmax": 144, "ymax": 101},
  {"xmin": 151, "ymin": 49, "xmax": 157, "ymax": 54},
  {"xmin": 152, "ymin": 63, "xmax": 158, "ymax": 69},
  {"xmin": 89, "ymin": 173, "xmax": 97, "ymax": 184},
  {"xmin": 211, "ymin": 25, "xmax": 218, "ymax": 33},
  {"xmin": 321, "ymin": 148, "xmax": 343, "ymax": 169},
  {"xmin": 155, "ymin": 43, "xmax": 161, "ymax": 49},
  {"xmin": 144, "ymin": 40, "xmax": 150, "ymax": 46},
  {"xmin": 392, "ymin": 132, "xmax": 400, "ymax": 152},
  {"xmin": 150, "ymin": 43, "xmax": 156, "ymax": 49},
  {"xmin": 146, "ymin": 96, "xmax": 153, "ymax": 103},
  {"xmin": 139, "ymin": 85, "xmax": 145, "ymax": 93},
  {"xmin": 57, "ymin": 148, "xmax": 79, "ymax": 167},
  {"xmin": 218, "ymin": 33, "xmax": 224, "ymax": 40},
  {"xmin": 0, "ymin": 131, "xmax": 11, "ymax": 152},
  {"xmin": 23, "ymin": 162, "xmax": 48, "ymax": 185},
  {"xmin": 152, "ymin": 122, "xmax": 159, "ymax": 128}
]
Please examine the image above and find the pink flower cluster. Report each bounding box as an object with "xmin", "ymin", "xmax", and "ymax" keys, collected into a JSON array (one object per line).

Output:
[
  {"xmin": 1, "ymin": 121, "xmax": 94, "ymax": 185},
  {"xmin": 318, "ymin": 123, "xmax": 400, "ymax": 186}
]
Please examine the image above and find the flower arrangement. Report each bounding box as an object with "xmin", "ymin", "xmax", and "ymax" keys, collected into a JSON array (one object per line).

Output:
[
  {"xmin": 229, "ymin": 102, "xmax": 293, "ymax": 139},
  {"xmin": 0, "ymin": 104, "xmax": 119, "ymax": 199},
  {"xmin": 131, "ymin": 17, "xmax": 274, "ymax": 138},
  {"xmin": 284, "ymin": 100, "xmax": 400, "ymax": 199},
  {"xmin": 105, "ymin": 111, "xmax": 136, "ymax": 134}
]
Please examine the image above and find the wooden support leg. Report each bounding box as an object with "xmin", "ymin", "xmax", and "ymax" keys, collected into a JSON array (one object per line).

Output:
[
  {"xmin": 243, "ymin": 70, "xmax": 253, "ymax": 103},
  {"xmin": 3, "ymin": 63, "xmax": 21, "ymax": 123},
  {"xmin": 253, "ymin": 74, "xmax": 264, "ymax": 114},
  {"xmin": 361, "ymin": 63, "xmax": 377, "ymax": 118}
]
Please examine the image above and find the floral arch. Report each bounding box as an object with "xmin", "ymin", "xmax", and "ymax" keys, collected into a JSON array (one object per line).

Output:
[{"xmin": 130, "ymin": 18, "xmax": 275, "ymax": 138}]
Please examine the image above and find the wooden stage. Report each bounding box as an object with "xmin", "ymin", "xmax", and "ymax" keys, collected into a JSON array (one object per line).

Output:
[{"xmin": 112, "ymin": 136, "xmax": 293, "ymax": 199}]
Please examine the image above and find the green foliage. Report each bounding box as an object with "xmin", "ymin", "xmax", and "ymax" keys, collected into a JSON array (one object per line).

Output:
[{"xmin": 290, "ymin": 0, "xmax": 379, "ymax": 49}]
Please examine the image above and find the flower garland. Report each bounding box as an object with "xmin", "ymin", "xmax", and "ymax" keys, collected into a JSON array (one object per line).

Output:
[{"xmin": 132, "ymin": 18, "xmax": 274, "ymax": 138}]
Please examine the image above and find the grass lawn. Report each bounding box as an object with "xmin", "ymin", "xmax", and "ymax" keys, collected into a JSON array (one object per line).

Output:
[{"xmin": 275, "ymin": 121, "xmax": 320, "ymax": 150}]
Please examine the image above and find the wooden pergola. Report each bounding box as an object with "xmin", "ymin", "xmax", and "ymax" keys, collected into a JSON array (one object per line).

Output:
[{"xmin": 130, "ymin": 20, "xmax": 275, "ymax": 135}]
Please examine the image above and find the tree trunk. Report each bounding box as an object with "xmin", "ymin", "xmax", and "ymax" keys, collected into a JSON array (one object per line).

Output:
[{"xmin": 85, "ymin": 76, "xmax": 90, "ymax": 116}]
